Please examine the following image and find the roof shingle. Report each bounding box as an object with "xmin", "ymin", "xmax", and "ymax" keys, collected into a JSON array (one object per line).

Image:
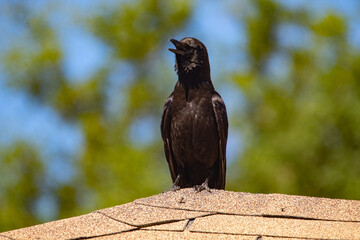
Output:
[{"xmin": 2, "ymin": 189, "xmax": 360, "ymax": 239}]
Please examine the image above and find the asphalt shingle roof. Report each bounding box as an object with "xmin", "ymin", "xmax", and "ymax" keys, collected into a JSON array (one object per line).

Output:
[{"xmin": 2, "ymin": 189, "xmax": 360, "ymax": 239}]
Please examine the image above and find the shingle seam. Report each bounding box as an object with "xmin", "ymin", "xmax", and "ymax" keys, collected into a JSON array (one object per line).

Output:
[
  {"xmin": 188, "ymin": 230, "xmax": 340, "ymax": 240},
  {"xmin": 135, "ymin": 219, "xmax": 185, "ymax": 228},
  {"xmin": 139, "ymin": 228, "xmax": 186, "ymax": 233},
  {"xmin": 193, "ymin": 211, "xmax": 360, "ymax": 224},
  {"xmin": 133, "ymin": 202, "xmax": 305, "ymax": 220},
  {"xmin": 183, "ymin": 218, "xmax": 195, "ymax": 231},
  {"xmin": 134, "ymin": 201, "xmax": 217, "ymax": 214},
  {"xmin": 93, "ymin": 211, "xmax": 139, "ymax": 227},
  {"xmin": 261, "ymin": 214, "xmax": 360, "ymax": 223},
  {"xmin": 70, "ymin": 211, "xmax": 215, "ymax": 239},
  {"xmin": 94, "ymin": 209, "xmax": 211, "ymax": 229},
  {"xmin": 93, "ymin": 209, "xmax": 219, "ymax": 240},
  {"xmin": 127, "ymin": 228, "xmax": 300, "ymax": 239},
  {"xmin": 68, "ymin": 228, "xmax": 139, "ymax": 240},
  {"xmin": 187, "ymin": 231, "xmax": 267, "ymax": 237},
  {"xmin": 135, "ymin": 201, "xmax": 360, "ymax": 224}
]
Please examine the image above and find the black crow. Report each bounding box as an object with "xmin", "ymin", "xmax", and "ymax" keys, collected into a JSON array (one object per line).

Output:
[{"xmin": 161, "ymin": 37, "xmax": 228, "ymax": 191}]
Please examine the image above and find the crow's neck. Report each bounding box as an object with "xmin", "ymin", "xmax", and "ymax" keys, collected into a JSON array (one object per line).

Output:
[{"xmin": 177, "ymin": 68, "xmax": 213, "ymax": 101}]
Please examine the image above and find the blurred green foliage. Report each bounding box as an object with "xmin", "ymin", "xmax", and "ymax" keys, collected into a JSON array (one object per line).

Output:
[
  {"xmin": 1, "ymin": 0, "xmax": 192, "ymax": 231},
  {"xmin": 0, "ymin": 142, "xmax": 43, "ymax": 230},
  {"xmin": 1, "ymin": 0, "xmax": 360, "ymax": 232},
  {"xmin": 228, "ymin": 0, "xmax": 360, "ymax": 199}
]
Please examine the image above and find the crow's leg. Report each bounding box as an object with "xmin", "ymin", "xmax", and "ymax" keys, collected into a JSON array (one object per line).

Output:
[{"xmin": 169, "ymin": 174, "xmax": 181, "ymax": 191}]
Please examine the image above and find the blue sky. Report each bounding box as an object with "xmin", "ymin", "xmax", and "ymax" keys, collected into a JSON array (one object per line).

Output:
[{"xmin": 0, "ymin": 0, "xmax": 359, "ymax": 184}]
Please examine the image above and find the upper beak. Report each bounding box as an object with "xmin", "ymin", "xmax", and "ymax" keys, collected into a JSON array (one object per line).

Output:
[{"xmin": 168, "ymin": 39, "xmax": 186, "ymax": 56}]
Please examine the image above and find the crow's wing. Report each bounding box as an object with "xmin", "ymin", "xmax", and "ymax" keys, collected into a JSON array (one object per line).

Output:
[
  {"xmin": 160, "ymin": 93, "xmax": 177, "ymax": 182},
  {"xmin": 211, "ymin": 92, "xmax": 228, "ymax": 189}
]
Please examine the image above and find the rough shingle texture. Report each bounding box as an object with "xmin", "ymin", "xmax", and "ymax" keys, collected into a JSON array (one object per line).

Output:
[{"xmin": 2, "ymin": 189, "xmax": 360, "ymax": 239}]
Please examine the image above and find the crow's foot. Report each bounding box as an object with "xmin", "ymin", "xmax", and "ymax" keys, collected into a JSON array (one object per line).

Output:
[
  {"xmin": 169, "ymin": 185, "xmax": 181, "ymax": 191},
  {"xmin": 194, "ymin": 178, "xmax": 211, "ymax": 193}
]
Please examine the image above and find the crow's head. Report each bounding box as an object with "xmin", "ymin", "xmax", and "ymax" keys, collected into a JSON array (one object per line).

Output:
[{"xmin": 169, "ymin": 37, "xmax": 210, "ymax": 76}]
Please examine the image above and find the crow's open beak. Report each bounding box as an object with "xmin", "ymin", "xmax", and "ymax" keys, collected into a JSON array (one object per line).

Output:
[{"xmin": 168, "ymin": 39, "xmax": 186, "ymax": 56}]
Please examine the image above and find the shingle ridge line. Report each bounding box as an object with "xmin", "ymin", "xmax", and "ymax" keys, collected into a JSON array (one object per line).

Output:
[{"xmin": 0, "ymin": 234, "xmax": 15, "ymax": 240}]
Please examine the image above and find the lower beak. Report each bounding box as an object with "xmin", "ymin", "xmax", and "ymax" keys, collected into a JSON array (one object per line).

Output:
[{"xmin": 168, "ymin": 39, "xmax": 186, "ymax": 56}]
